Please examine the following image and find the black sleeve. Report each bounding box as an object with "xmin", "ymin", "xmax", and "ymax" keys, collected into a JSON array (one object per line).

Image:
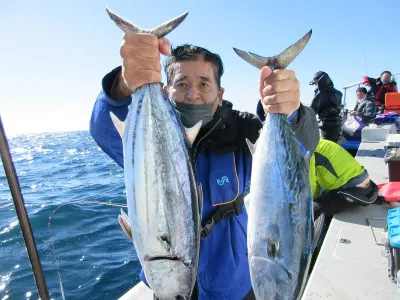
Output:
[
  {"xmin": 368, "ymin": 77, "xmax": 379, "ymax": 96},
  {"xmin": 358, "ymin": 100, "xmax": 377, "ymax": 120},
  {"xmin": 102, "ymin": 66, "xmax": 123, "ymax": 97},
  {"xmin": 310, "ymin": 91, "xmax": 334, "ymax": 116},
  {"xmin": 310, "ymin": 93, "xmax": 322, "ymax": 115},
  {"xmin": 290, "ymin": 104, "xmax": 320, "ymax": 156}
]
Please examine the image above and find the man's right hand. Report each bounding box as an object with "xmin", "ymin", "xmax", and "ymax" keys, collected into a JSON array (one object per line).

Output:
[{"xmin": 111, "ymin": 33, "xmax": 171, "ymax": 100}]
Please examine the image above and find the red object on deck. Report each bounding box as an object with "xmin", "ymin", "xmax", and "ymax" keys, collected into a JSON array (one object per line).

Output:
[
  {"xmin": 378, "ymin": 182, "xmax": 400, "ymax": 202},
  {"xmin": 385, "ymin": 93, "xmax": 400, "ymax": 110}
]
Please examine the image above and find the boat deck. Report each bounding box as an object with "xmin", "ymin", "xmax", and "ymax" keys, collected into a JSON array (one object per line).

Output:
[{"xmin": 302, "ymin": 123, "xmax": 399, "ymax": 300}]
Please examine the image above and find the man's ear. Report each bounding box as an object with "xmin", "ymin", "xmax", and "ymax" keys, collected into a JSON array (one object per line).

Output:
[{"xmin": 218, "ymin": 87, "xmax": 225, "ymax": 106}]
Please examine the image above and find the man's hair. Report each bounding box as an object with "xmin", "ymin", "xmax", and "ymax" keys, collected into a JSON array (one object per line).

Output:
[
  {"xmin": 356, "ymin": 87, "xmax": 367, "ymax": 94},
  {"xmin": 164, "ymin": 44, "xmax": 224, "ymax": 88},
  {"xmin": 381, "ymin": 70, "xmax": 392, "ymax": 76}
]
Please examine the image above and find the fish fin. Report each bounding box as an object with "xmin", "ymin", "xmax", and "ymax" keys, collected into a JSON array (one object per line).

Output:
[
  {"xmin": 197, "ymin": 184, "xmax": 203, "ymax": 218},
  {"xmin": 233, "ymin": 29, "xmax": 312, "ymax": 70},
  {"xmin": 246, "ymin": 138, "xmax": 257, "ymax": 156},
  {"xmin": 150, "ymin": 11, "xmax": 189, "ymax": 38},
  {"xmin": 233, "ymin": 47, "xmax": 268, "ymax": 70},
  {"xmin": 304, "ymin": 151, "xmax": 311, "ymax": 162},
  {"xmin": 274, "ymin": 29, "xmax": 312, "ymax": 69},
  {"xmin": 185, "ymin": 121, "xmax": 202, "ymax": 146},
  {"xmin": 106, "ymin": 8, "xmax": 144, "ymax": 33},
  {"xmin": 244, "ymin": 194, "xmax": 250, "ymax": 207},
  {"xmin": 118, "ymin": 209, "xmax": 133, "ymax": 242},
  {"xmin": 110, "ymin": 112, "xmax": 125, "ymax": 138}
]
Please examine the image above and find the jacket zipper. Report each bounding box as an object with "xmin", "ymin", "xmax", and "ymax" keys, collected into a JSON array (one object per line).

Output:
[{"xmin": 193, "ymin": 118, "xmax": 222, "ymax": 159}]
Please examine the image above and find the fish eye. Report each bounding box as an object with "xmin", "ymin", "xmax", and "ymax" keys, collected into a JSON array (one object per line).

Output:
[
  {"xmin": 183, "ymin": 259, "xmax": 192, "ymax": 267},
  {"xmin": 159, "ymin": 234, "xmax": 171, "ymax": 251},
  {"xmin": 267, "ymin": 237, "xmax": 280, "ymax": 259}
]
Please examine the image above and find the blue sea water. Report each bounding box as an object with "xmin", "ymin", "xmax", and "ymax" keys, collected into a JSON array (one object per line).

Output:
[{"xmin": 0, "ymin": 130, "xmax": 142, "ymax": 300}]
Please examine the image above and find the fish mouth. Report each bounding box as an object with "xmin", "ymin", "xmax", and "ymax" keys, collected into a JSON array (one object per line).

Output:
[
  {"xmin": 250, "ymin": 256, "xmax": 294, "ymax": 281},
  {"xmin": 145, "ymin": 256, "xmax": 181, "ymax": 262},
  {"xmin": 144, "ymin": 255, "xmax": 192, "ymax": 267}
]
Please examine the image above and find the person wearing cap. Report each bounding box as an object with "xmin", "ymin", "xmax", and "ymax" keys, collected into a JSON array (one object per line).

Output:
[
  {"xmin": 361, "ymin": 75, "xmax": 378, "ymax": 98},
  {"xmin": 361, "ymin": 71, "xmax": 398, "ymax": 112},
  {"xmin": 309, "ymin": 71, "xmax": 343, "ymax": 143}
]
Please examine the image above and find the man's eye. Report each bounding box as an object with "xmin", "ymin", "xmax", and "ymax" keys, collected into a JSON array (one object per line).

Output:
[
  {"xmin": 177, "ymin": 82, "xmax": 187, "ymax": 88},
  {"xmin": 201, "ymin": 82, "xmax": 209, "ymax": 87}
]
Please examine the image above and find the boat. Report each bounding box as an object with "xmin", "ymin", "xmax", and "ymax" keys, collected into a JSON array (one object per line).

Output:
[{"xmin": 2, "ymin": 81, "xmax": 400, "ymax": 300}]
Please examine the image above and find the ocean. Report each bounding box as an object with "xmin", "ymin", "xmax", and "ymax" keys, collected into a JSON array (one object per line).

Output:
[{"xmin": 0, "ymin": 130, "xmax": 142, "ymax": 300}]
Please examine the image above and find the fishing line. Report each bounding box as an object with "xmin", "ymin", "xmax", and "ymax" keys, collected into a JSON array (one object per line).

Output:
[
  {"xmin": 48, "ymin": 200, "xmax": 127, "ymax": 300},
  {"xmin": 362, "ymin": 43, "xmax": 368, "ymax": 75}
]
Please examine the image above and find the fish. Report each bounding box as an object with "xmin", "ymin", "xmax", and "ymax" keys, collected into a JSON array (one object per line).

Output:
[
  {"xmin": 106, "ymin": 9, "xmax": 202, "ymax": 300},
  {"xmin": 234, "ymin": 30, "xmax": 314, "ymax": 300}
]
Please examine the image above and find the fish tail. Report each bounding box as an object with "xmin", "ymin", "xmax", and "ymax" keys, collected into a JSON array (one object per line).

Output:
[
  {"xmin": 233, "ymin": 29, "xmax": 312, "ymax": 70},
  {"xmin": 106, "ymin": 8, "xmax": 188, "ymax": 38}
]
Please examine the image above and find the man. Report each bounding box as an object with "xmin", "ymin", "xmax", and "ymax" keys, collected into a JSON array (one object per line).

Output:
[
  {"xmin": 309, "ymin": 71, "xmax": 343, "ymax": 143},
  {"xmin": 90, "ymin": 32, "xmax": 319, "ymax": 299},
  {"xmin": 310, "ymin": 139, "xmax": 379, "ymax": 219},
  {"xmin": 349, "ymin": 87, "xmax": 377, "ymax": 124},
  {"xmin": 361, "ymin": 71, "xmax": 398, "ymax": 111}
]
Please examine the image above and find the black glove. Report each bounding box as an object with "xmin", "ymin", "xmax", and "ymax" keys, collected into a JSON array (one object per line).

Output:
[
  {"xmin": 314, "ymin": 180, "xmax": 379, "ymax": 217},
  {"xmin": 337, "ymin": 180, "xmax": 379, "ymax": 206}
]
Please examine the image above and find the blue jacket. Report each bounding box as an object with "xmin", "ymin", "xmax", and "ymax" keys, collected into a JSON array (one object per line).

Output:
[{"xmin": 90, "ymin": 67, "xmax": 319, "ymax": 299}]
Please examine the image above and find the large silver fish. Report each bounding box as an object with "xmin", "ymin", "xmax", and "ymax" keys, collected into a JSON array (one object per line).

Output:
[
  {"xmin": 107, "ymin": 9, "xmax": 201, "ymax": 300},
  {"xmin": 234, "ymin": 31, "xmax": 314, "ymax": 300}
]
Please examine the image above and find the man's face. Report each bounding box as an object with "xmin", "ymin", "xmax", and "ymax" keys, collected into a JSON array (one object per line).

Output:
[
  {"xmin": 356, "ymin": 91, "xmax": 366, "ymax": 100},
  {"xmin": 381, "ymin": 72, "xmax": 391, "ymax": 83},
  {"xmin": 165, "ymin": 60, "xmax": 224, "ymax": 115}
]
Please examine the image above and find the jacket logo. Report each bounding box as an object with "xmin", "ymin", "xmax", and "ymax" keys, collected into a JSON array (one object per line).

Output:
[{"xmin": 217, "ymin": 176, "xmax": 229, "ymax": 186}]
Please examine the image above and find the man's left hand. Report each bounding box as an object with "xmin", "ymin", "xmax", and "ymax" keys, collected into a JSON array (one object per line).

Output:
[{"xmin": 259, "ymin": 66, "xmax": 300, "ymax": 116}]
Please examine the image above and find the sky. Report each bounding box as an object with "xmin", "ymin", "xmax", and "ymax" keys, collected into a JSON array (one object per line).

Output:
[{"xmin": 1, "ymin": 0, "xmax": 400, "ymax": 136}]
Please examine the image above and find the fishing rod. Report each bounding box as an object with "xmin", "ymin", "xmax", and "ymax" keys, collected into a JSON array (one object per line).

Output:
[{"xmin": 0, "ymin": 115, "xmax": 50, "ymax": 300}]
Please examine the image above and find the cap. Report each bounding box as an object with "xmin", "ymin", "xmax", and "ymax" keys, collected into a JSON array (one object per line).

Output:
[
  {"xmin": 309, "ymin": 71, "xmax": 326, "ymax": 85},
  {"xmin": 361, "ymin": 76, "xmax": 369, "ymax": 84}
]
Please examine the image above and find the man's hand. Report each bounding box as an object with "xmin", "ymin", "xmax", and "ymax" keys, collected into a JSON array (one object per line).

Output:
[
  {"xmin": 111, "ymin": 33, "xmax": 171, "ymax": 100},
  {"xmin": 259, "ymin": 66, "xmax": 300, "ymax": 116}
]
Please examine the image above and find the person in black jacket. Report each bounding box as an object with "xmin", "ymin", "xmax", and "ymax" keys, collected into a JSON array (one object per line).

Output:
[
  {"xmin": 349, "ymin": 87, "xmax": 377, "ymax": 124},
  {"xmin": 90, "ymin": 36, "xmax": 320, "ymax": 299},
  {"xmin": 309, "ymin": 71, "xmax": 343, "ymax": 143}
]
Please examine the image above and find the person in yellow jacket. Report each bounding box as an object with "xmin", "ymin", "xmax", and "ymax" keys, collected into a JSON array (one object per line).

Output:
[{"xmin": 310, "ymin": 139, "xmax": 379, "ymax": 219}]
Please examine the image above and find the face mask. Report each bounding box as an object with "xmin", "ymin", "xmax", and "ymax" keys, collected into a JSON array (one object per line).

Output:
[
  {"xmin": 358, "ymin": 96, "xmax": 366, "ymax": 103},
  {"xmin": 173, "ymin": 101, "xmax": 215, "ymax": 128}
]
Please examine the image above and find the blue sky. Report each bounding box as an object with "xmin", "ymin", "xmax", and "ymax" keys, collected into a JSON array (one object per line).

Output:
[{"xmin": 1, "ymin": 0, "xmax": 399, "ymax": 136}]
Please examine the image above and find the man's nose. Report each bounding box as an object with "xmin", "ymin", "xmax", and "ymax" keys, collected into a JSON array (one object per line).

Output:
[{"xmin": 185, "ymin": 87, "xmax": 201, "ymax": 102}]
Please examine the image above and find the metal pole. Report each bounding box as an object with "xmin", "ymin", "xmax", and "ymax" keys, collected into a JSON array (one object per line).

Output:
[{"xmin": 0, "ymin": 115, "xmax": 50, "ymax": 300}]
